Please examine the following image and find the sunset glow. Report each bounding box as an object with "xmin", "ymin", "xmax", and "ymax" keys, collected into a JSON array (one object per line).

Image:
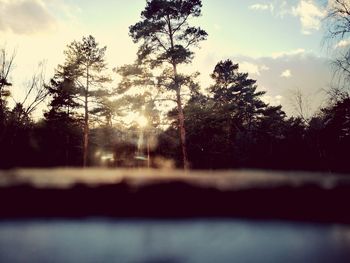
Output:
[
  {"xmin": 136, "ymin": 115, "xmax": 148, "ymax": 128},
  {"xmin": 0, "ymin": 0, "xmax": 333, "ymax": 117}
]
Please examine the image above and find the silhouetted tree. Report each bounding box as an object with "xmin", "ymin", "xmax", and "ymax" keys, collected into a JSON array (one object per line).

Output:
[
  {"xmin": 14, "ymin": 62, "xmax": 50, "ymax": 117},
  {"xmin": 318, "ymin": 96, "xmax": 350, "ymax": 171},
  {"xmin": 181, "ymin": 60, "xmax": 287, "ymax": 169},
  {"xmin": 129, "ymin": 0, "xmax": 207, "ymax": 169},
  {"xmin": 0, "ymin": 48, "xmax": 15, "ymax": 140},
  {"xmin": 43, "ymin": 63, "xmax": 83, "ymax": 166},
  {"xmin": 61, "ymin": 35, "xmax": 111, "ymax": 166},
  {"xmin": 0, "ymin": 102, "xmax": 34, "ymax": 168},
  {"xmin": 46, "ymin": 64, "xmax": 80, "ymax": 118},
  {"xmin": 289, "ymin": 87, "xmax": 311, "ymax": 123},
  {"xmin": 0, "ymin": 48, "xmax": 15, "ymax": 112},
  {"xmin": 325, "ymin": 0, "xmax": 350, "ymax": 91}
]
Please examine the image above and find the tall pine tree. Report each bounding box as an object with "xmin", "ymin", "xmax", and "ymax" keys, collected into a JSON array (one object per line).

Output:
[
  {"xmin": 52, "ymin": 35, "xmax": 111, "ymax": 166},
  {"xmin": 129, "ymin": 0, "xmax": 207, "ymax": 169}
]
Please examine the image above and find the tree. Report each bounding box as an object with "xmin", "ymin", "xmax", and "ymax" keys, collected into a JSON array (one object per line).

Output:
[
  {"xmin": 324, "ymin": 0, "xmax": 350, "ymax": 92},
  {"xmin": 305, "ymin": 94, "xmax": 350, "ymax": 172},
  {"xmin": 0, "ymin": 103, "xmax": 33, "ymax": 168},
  {"xmin": 13, "ymin": 62, "xmax": 50, "ymax": 118},
  {"xmin": 0, "ymin": 48, "xmax": 15, "ymax": 108},
  {"xmin": 181, "ymin": 60, "xmax": 287, "ymax": 169},
  {"xmin": 0, "ymin": 47, "xmax": 15, "ymax": 132},
  {"xmin": 129, "ymin": 0, "xmax": 207, "ymax": 169},
  {"xmin": 61, "ymin": 35, "xmax": 111, "ymax": 166},
  {"xmin": 289, "ymin": 87, "xmax": 311, "ymax": 123},
  {"xmin": 210, "ymin": 60, "xmax": 268, "ymax": 132},
  {"xmin": 0, "ymin": 61, "xmax": 50, "ymax": 168},
  {"xmin": 43, "ymin": 63, "xmax": 83, "ymax": 166},
  {"xmin": 46, "ymin": 64, "xmax": 81, "ymax": 119}
]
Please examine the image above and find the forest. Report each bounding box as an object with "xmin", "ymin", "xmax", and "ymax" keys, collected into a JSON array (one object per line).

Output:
[{"xmin": 0, "ymin": 0, "xmax": 349, "ymax": 173}]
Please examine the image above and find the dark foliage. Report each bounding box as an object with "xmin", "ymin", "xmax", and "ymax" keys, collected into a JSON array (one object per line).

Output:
[{"xmin": 155, "ymin": 60, "xmax": 350, "ymax": 172}]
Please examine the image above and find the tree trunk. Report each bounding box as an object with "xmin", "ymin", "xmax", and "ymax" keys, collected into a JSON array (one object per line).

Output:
[
  {"xmin": 172, "ymin": 65, "xmax": 189, "ymax": 170},
  {"xmin": 147, "ymin": 136, "xmax": 150, "ymax": 169},
  {"xmin": 167, "ymin": 16, "xmax": 189, "ymax": 170},
  {"xmin": 83, "ymin": 68, "xmax": 89, "ymax": 167},
  {"xmin": 176, "ymin": 87, "xmax": 190, "ymax": 170},
  {"xmin": 65, "ymin": 133, "xmax": 70, "ymax": 166}
]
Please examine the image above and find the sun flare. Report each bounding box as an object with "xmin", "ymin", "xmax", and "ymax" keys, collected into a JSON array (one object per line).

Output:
[{"xmin": 136, "ymin": 115, "xmax": 148, "ymax": 128}]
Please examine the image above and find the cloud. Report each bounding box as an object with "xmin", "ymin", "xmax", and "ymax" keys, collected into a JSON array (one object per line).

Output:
[
  {"xmin": 334, "ymin": 39, "xmax": 350, "ymax": 49},
  {"xmin": 248, "ymin": 1, "xmax": 293, "ymax": 17},
  {"xmin": 0, "ymin": 0, "xmax": 57, "ymax": 34},
  {"xmin": 249, "ymin": 1, "xmax": 326, "ymax": 35},
  {"xmin": 262, "ymin": 94, "xmax": 283, "ymax": 106},
  {"xmin": 271, "ymin": 48, "xmax": 305, "ymax": 59},
  {"xmin": 239, "ymin": 62, "xmax": 269, "ymax": 76},
  {"xmin": 281, "ymin": 69, "xmax": 292, "ymax": 78},
  {"xmin": 292, "ymin": 0, "xmax": 326, "ymax": 35},
  {"xmin": 193, "ymin": 45, "xmax": 331, "ymax": 116},
  {"xmin": 249, "ymin": 3, "xmax": 274, "ymax": 12},
  {"xmin": 231, "ymin": 50, "xmax": 331, "ymax": 116}
]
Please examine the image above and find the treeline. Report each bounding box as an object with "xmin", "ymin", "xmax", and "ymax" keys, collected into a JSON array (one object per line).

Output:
[
  {"xmin": 0, "ymin": 0, "xmax": 349, "ymax": 172},
  {"xmin": 0, "ymin": 54, "xmax": 349, "ymax": 172},
  {"xmin": 159, "ymin": 61, "xmax": 350, "ymax": 172}
]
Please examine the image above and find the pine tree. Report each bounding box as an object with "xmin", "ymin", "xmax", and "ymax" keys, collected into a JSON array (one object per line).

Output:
[
  {"xmin": 210, "ymin": 60, "xmax": 268, "ymax": 132},
  {"xmin": 182, "ymin": 60, "xmax": 286, "ymax": 168},
  {"xmin": 129, "ymin": 0, "xmax": 207, "ymax": 169},
  {"xmin": 61, "ymin": 35, "xmax": 111, "ymax": 166}
]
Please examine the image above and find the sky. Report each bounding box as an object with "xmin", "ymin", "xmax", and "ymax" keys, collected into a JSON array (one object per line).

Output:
[{"xmin": 0, "ymin": 0, "xmax": 341, "ymax": 117}]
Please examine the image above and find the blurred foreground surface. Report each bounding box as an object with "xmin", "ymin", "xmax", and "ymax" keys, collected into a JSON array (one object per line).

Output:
[
  {"xmin": 1, "ymin": 169, "xmax": 350, "ymax": 262},
  {"xmin": 1, "ymin": 168, "xmax": 350, "ymax": 221},
  {"xmin": 0, "ymin": 219, "xmax": 350, "ymax": 263}
]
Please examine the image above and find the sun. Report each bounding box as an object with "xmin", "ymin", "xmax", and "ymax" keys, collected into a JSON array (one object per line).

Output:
[{"xmin": 136, "ymin": 115, "xmax": 148, "ymax": 128}]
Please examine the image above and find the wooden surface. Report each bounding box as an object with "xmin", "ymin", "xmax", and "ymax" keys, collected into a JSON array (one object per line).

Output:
[{"xmin": 0, "ymin": 169, "xmax": 349, "ymax": 222}]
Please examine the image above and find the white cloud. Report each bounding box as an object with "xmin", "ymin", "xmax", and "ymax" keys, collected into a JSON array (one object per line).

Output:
[
  {"xmin": 276, "ymin": 1, "xmax": 291, "ymax": 17},
  {"xmin": 249, "ymin": 3, "xmax": 274, "ymax": 12},
  {"xmin": 249, "ymin": 1, "xmax": 326, "ymax": 35},
  {"xmin": 271, "ymin": 48, "xmax": 305, "ymax": 59},
  {"xmin": 281, "ymin": 69, "xmax": 292, "ymax": 78},
  {"xmin": 0, "ymin": 0, "xmax": 57, "ymax": 34},
  {"xmin": 262, "ymin": 95, "xmax": 283, "ymax": 106},
  {"xmin": 250, "ymin": 1, "xmax": 291, "ymax": 17},
  {"xmin": 334, "ymin": 39, "xmax": 350, "ymax": 49},
  {"xmin": 292, "ymin": 0, "xmax": 326, "ymax": 35},
  {"xmin": 239, "ymin": 62, "xmax": 269, "ymax": 76},
  {"xmin": 231, "ymin": 51, "xmax": 331, "ymax": 116}
]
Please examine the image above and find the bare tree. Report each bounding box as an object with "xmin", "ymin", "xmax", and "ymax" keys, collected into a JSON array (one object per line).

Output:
[
  {"xmin": 325, "ymin": 84, "xmax": 350, "ymax": 105},
  {"xmin": 324, "ymin": 0, "xmax": 350, "ymax": 92},
  {"xmin": 289, "ymin": 88, "xmax": 311, "ymax": 122},
  {"xmin": 11, "ymin": 62, "xmax": 50, "ymax": 122},
  {"xmin": 0, "ymin": 47, "xmax": 16, "ymax": 110},
  {"xmin": 23, "ymin": 62, "xmax": 50, "ymax": 115}
]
